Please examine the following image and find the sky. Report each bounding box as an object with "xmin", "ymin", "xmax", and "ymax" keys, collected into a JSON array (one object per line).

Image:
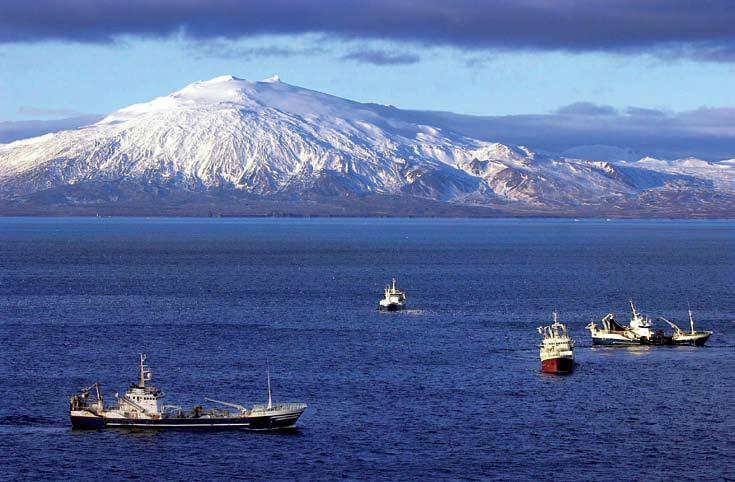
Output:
[{"xmin": 1, "ymin": 0, "xmax": 735, "ymax": 159}]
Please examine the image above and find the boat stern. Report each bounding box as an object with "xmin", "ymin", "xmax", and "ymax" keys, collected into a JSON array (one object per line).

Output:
[
  {"xmin": 673, "ymin": 332, "xmax": 712, "ymax": 346},
  {"xmin": 541, "ymin": 356, "xmax": 575, "ymax": 374},
  {"xmin": 378, "ymin": 301, "xmax": 404, "ymax": 311},
  {"xmin": 70, "ymin": 410, "xmax": 105, "ymax": 430}
]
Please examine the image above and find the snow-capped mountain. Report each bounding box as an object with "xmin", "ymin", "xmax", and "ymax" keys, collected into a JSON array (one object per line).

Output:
[{"xmin": 0, "ymin": 75, "xmax": 733, "ymax": 216}]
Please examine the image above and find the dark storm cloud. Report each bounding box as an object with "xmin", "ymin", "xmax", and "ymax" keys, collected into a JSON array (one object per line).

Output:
[
  {"xmin": 340, "ymin": 50, "xmax": 420, "ymax": 66},
  {"xmin": 3, "ymin": 0, "xmax": 735, "ymax": 60}
]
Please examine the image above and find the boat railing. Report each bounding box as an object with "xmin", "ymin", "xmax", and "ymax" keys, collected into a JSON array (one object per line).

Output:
[{"xmin": 251, "ymin": 402, "xmax": 307, "ymax": 412}]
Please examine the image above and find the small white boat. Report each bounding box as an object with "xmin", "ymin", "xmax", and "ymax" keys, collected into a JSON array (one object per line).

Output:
[{"xmin": 378, "ymin": 277, "xmax": 406, "ymax": 311}]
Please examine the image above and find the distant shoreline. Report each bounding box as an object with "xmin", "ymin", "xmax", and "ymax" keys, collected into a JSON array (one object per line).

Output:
[{"xmin": 1, "ymin": 212, "xmax": 733, "ymax": 220}]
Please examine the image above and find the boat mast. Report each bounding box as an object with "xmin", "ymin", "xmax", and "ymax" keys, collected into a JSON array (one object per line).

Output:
[
  {"xmin": 688, "ymin": 309, "xmax": 695, "ymax": 334},
  {"xmin": 139, "ymin": 353, "xmax": 146, "ymax": 388},
  {"xmin": 267, "ymin": 369, "xmax": 273, "ymax": 409},
  {"xmin": 95, "ymin": 382, "xmax": 103, "ymax": 411},
  {"xmin": 629, "ymin": 299, "xmax": 639, "ymax": 319}
]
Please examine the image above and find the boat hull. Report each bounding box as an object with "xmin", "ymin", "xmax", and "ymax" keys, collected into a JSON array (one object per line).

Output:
[
  {"xmin": 672, "ymin": 333, "xmax": 711, "ymax": 346},
  {"xmin": 639, "ymin": 335, "xmax": 674, "ymax": 346},
  {"xmin": 591, "ymin": 336, "xmax": 641, "ymax": 346},
  {"xmin": 70, "ymin": 411, "xmax": 304, "ymax": 431},
  {"xmin": 541, "ymin": 356, "xmax": 574, "ymax": 374},
  {"xmin": 378, "ymin": 303, "xmax": 405, "ymax": 312}
]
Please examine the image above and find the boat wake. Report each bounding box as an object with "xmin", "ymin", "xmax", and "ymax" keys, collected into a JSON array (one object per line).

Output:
[
  {"xmin": 400, "ymin": 309, "xmax": 427, "ymax": 316},
  {"xmin": 0, "ymin": 414, "xmax": 57, "ymax": 426}
]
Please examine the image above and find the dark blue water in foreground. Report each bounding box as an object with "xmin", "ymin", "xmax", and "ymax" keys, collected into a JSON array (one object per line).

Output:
[{"xmin": 1, "ymin": 218, "xmax": 734, "ymax": 481}]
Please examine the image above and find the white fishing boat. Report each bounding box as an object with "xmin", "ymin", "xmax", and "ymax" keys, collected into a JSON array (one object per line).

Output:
[
  {"xmin": 537, "ymin": 312, "xmax": 575, "ymax": 374},
  {"xmin": 70, "ymin": 354, "xmax": 306, "ymax": 430},
  {"xmin": 378, "ymin": 277, "xmax": 407, "ymax": 311},
  {"xmin": 586, "ymin": 300, "xmax": 671, "ymax": 345},
  {"xmin": 660, "ymin": 309, "xmax": 712, "ymax": 346}
]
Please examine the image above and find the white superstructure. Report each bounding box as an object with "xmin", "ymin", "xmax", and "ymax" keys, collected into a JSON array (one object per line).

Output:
[
  {"xmin": 586, "ymin": 300, "xmax": 656, "ymax": 345},
  {"xmin": 378, "ymin": 277, "xmax": 407, "ymax": 311},
  {"xmin": 538, "ymin": 312, "xmax": 575, "ymax": 363},
  {"xmin": 115, "ymin": 353, "xmax": 163, "ymax": 417},
  {"xmin": 628, "ymin": 300, "xmax": 654, "ymax": 339}
]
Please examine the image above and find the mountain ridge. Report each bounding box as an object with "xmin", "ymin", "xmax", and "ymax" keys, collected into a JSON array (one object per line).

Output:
[{"xmin": 1, "ymin": 75, "xmax": 734, "ymax": 216}]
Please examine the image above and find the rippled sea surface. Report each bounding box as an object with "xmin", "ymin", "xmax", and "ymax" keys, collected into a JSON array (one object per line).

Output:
[{"xmin": 1, "ymin": 218, "xmax": 734, "ymax": 481}]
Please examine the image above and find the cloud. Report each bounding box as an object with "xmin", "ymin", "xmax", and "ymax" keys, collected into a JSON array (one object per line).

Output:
[
  {"xmin": 189, "ymin": 41, "xmax": 326, "ymax": 60},
  {"xmin": 625, "ymin": 107, "xmax": 668, "ymax": 118},
  {"xmin": 654, "ymin": 43, "xmax": 735, "ymax": 63},
  {"xmin": 18, "ymin": 106, "xmax": 82, "ymax": 118},
  {"xmin": 340, "ymin": 50, "xmax": 420, "ymax": 66},
  {"xmin": 189, "ymin": 38, "xmax": 416, "ymax": 65},
  {"xmin": 395, "ymin": 105, "xmax": 735, "ymax": 160},
  {"xmin": 0, "ymin": 116, "xmax": 102, "ymax": 143},
  {"xmin": 3, "ymin": 1, "xmax": 735, "ymax": 61},
  {"xmin": 555, "ymin": 102, "xmax": 618, "ymax": 116},
  {"xmin": 463, "ymin": 54, "xmax": 496, "ymax": 68}
]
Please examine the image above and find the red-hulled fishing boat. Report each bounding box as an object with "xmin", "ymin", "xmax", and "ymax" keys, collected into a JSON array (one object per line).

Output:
[{"xmin": 538, "ymin": 312, "xmax": 575, "ymax": 374}]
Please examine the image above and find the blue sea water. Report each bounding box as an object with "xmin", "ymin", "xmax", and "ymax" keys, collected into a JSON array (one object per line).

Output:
[{"xmin": 0, "ymin": 218, "xmax": 734, "ymax": 481}]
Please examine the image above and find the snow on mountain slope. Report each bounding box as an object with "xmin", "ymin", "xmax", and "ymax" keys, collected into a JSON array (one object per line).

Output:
[
  {"xmin": 620, "ymin": 157, "xmax": 735, "ymax": 191},
  {"xmin": 0, "ymin": 75, "xmax": 732, "ymax": 214},
  {"xmin": 561, "ymin": 145, "xmax": 643, "ymax": 162},
  {"xmin": 0, "ymin": 76, "xmax": 491, "ymax": 198}
]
